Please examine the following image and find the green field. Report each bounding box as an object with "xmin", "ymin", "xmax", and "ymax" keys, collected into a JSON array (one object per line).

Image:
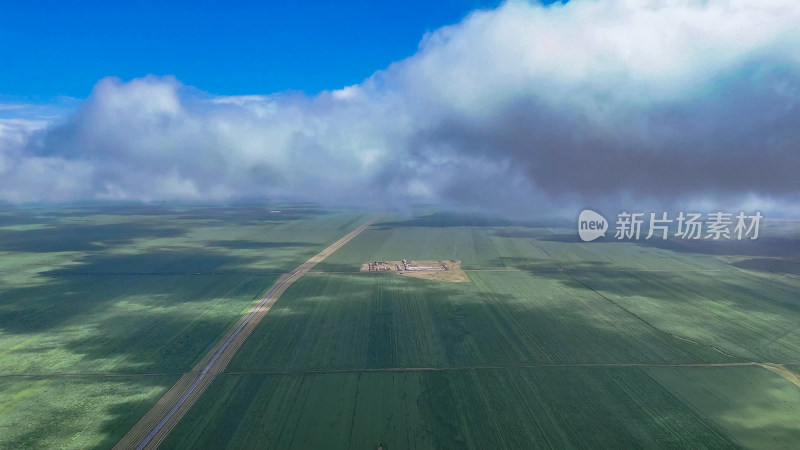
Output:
[
  {"xmin": 646, "ymin": 365, "xmax": 800, "ymax": 449},
  {"xmin": 224, "ymin": 271, "xmax": 732, "ymax": 371},
  {"xmin": 2, "ymin": 207, "xmax": 799, "ymax": 448},
  {"xmin": 0, "ymin": 375, "xmax": 178, "ymax": 449},
  {"xmin": 164, "ymin": 368, "xmax": 740, "ymax": 449},
  {"xmin": 0, "ymin": 204, "xmax": 369, "ymax": 448}
]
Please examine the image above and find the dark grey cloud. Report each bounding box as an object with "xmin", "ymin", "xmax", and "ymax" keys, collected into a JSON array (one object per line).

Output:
[
  {"xmin": 1, "ymin": 0, "xmax": 799, "ymax": 217},
  {"xmin": 407, "ymin": 62, "xmax": 800, "ymax": 198}
]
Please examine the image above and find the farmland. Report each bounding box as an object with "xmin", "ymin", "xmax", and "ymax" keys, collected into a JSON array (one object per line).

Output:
[
  {"xmin": 170, "ymin": 212, "xmax": 800, "ymax": 448},
  {"xmin": 163, "ymin": 368, "xmax": 739, "ymax": 449},
  {"xmin": 2, "ymin": 207, "xmax": 800, "ymax": 448},
  {"xmin": 224, "ymin": 271, "xmax": 732, "ymax": 371},
  {"xmin": 0, "ymin": 204, "xmax": 369, "ymax": 448}
]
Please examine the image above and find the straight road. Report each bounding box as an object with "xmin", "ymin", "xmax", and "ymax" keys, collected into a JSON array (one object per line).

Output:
[{"xmin": 114, "ymin": 217, "xmax": 377, "ymax": 450}]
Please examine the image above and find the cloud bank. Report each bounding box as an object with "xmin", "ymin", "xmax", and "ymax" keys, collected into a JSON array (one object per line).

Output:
[{"xmin": 2, "ymin": 0, "xmax": 800, "ymax": 217}]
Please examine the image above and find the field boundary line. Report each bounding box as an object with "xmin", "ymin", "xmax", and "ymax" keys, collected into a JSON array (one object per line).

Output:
[
  {"xmin": 464, "ymin": 269, "xmax": 728, "ymax": 273},
  {"xmin": 306, "ymin": 268, "xmax": 731, "ymax": 274},
  {"xmin": 529, "ymin": 242, "xmax": 747, "ymax": 361},
  {"xmin": 218, "ymin": 361, "xmax": 800, "ymax": 375},
  {"xmin": 563, "ymin": 270, "xmax": 743, "ymax": 360},
  {"xmin": 114, "ymin": 216, "xmax": 377, "ymax": 450},
  {"xmin": 2, "ymin": 361, "xmax": 800, "ymax": 378}
]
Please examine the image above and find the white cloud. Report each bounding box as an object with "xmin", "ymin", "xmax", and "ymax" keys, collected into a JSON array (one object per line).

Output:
[{"xmin": 1, "ymin": 0, "xmax": 799, "ymax": 217}]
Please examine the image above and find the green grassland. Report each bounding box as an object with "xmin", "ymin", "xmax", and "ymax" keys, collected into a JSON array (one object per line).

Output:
[
  {"xmin": 0, "ymin": 204, "xmax": 368, "ymax": 448},
  {"xmin": 226, "ymin": 271, "xmax": 732, "ymax": 371},
  {"xmin": 315, "ymin": 213, "xmax": 741, "ymax": 272},
  {"xmin": 172, "ymin": 213, "xmax": 800, "ymax": 449},
  {"xmin": 0, "ymin": 375, "xmax": 178, "ymax": 449},
  {"xmin": 164, "ymin": 368, "xmax": 743, "ymax": 449},
  {"xmin": 567, "ymin": 269, "xmax": 800, "ymax": 362},
  {"xmin": 1, "ymin": 273, "xmax": 279, "ymax": 374},
  {"xmin": 2, "ymin": 208, "xmax": 800, "ymax": 448},
  {"xmin": 647, "ymin": 365, "xmax": 800, "ymax": 449}
]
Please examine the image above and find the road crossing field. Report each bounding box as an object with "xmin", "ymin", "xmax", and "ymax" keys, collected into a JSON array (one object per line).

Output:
[{"xmin": 2, "ymin": 208, "xmax": 799, "ymax": 448}]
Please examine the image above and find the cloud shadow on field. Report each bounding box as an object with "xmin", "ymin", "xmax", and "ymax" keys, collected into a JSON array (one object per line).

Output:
[
  {"xmin": 730, "ymin": 257, "xmax": 800, "ymax": 277},
  {"xmin": 494, "ymin": 254, "xmax": 800, "ymax": 311},
  {"xmin": 90, "ymin": 376, "xmax": 181, "ymax": 450},
  {"xmin": 0, "ymin": 204, "xmax": 346, "ymax": 376},
  {"xmin": 0, "ymin": 267, "xmax": 278, "ymax": 375},
  {"xmin": 227, "ymin": 271, "xmax": 738, "ymax": 373},
  {"xmin": 166, "ymin": 270, "xmax": 800, "ymax": 448},
  {"xmin": 516, "ymin": 225, "xmax": 800, "ymax": 279},
  {"xmin": 492, "ymin": 256, "xmax": 700, "ymax": 303},
  {"xmin": 0, "ymin": 211, "xmax": 61, "ymax": 227},
  {"xmin": 0, "ymin": 375, "xmax": 179, "ymax": 450},
  {"xmin": 490, "ymin": 228, "xmax": 556, "ymax": 239},
  {"xmin": 0, "ymin": 248, "xmax": 260, "ymax": 334},
  {"xmin": 492, "ymin": 255, "xmax": 800, "ymax": 361},
  {"xmin": 0, "ymin": 222, "xmax": 188, "ymax": 253},
  {"xmin": 205, "ymin": 240, "xmax": 320, "ymax": 250},
  {"xmin": 61, "ymin": 300, "xmax": 266, "ymax": 373},
  {"xmin": 0, "ymin": 205, "xmax": 352, "ymax": 447},
  {"xmin": 173, "ymin": 206, "xmax": 334, "ymax": 224},
  {"xmin": 374, "ymin": 213, "xmax": 539, "ymax": 230},
  {"xmin": 537, "ymin": 231, "xmax": 800, "ymax": 258},
  {"xmin": 3, "ymin": 203, "xmax": 334, "ymax": 219},
  {"xmin": 47, "ymin": 248, "xmax": 263, "ymax": 275},
  {"xmin": 0, "ymin": 204, "xmax": 338, "ymax": 253}
]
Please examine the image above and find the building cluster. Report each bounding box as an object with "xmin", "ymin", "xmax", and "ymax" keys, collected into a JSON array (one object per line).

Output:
[
  {"xmin": 366, "ymin": 261, "xmax": 392, "ymax": 272},
  {"xmin": 397, "ymin": 259, "xmax": 446, "ymax": 272},
  {"xmin": 367, "ymin": 259, "xmax": 449, "ymax": 272}
]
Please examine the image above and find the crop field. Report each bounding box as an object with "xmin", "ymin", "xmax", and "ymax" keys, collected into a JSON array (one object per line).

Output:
[
  {"xmin": 225, "ymin": 271, "xmax": 732, "ymax": 371},
  {"xmin": 2, "ymin": 208, "xmax": 800, "ymax": 448},
  {"xmin": 0, "ymin": 375, "xmax": 179, "ymax": 449},
  {"xmin": 160, "ymin": 213, "xmax": 800, "ymax": 448},
  {"xmin": 0, "ymin": 204, "xmax": 369, "ymax": 448},
  {"xmin": 646, "ymin": 365, "xmax": 800, "ymax": 449},
  {"xmin": 314, "ymin": 213, "xmax": 739, "ymax": 273},
  {"xmin": 164, "ymin": 368, "xmax": 740, "ymax": 449}
]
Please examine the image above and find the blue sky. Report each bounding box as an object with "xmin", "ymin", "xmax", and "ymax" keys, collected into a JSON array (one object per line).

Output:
[{"xmin": 0, "ymin": 0, "xmax": 574, "ymax": 101}]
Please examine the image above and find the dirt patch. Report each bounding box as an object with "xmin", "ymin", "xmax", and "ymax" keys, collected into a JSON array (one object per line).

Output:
[
  {"xmin": 360, "ymin": 260, "xmax": 469, "ymax": 283},
  {"xmin": 758, "ymin": 363, "xmax": 800, "ymax": 389}
]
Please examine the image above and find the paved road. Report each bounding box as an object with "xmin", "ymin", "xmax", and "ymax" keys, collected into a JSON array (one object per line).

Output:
[{"xmin": 114, "ymin": 217, "xmax": 377, "ymax": 450}]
